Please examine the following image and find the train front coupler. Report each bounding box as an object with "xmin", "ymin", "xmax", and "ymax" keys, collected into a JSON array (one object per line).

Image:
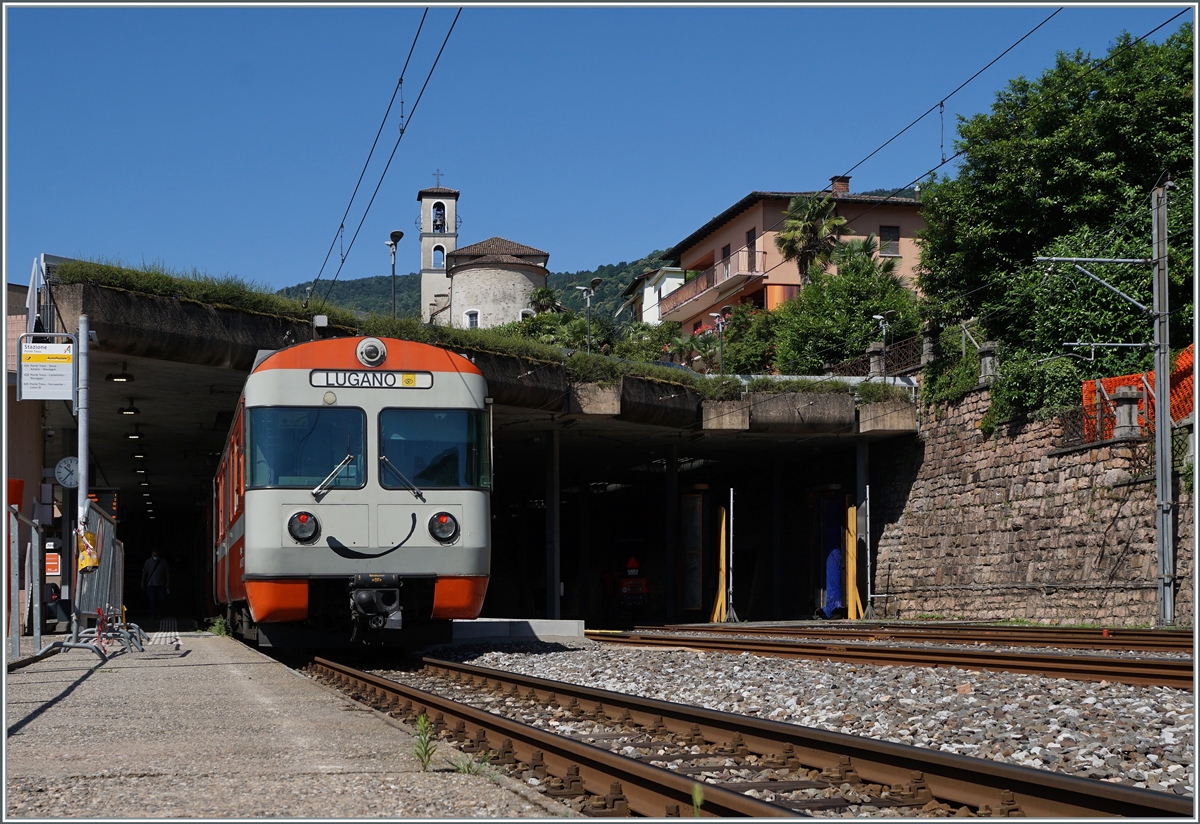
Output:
[{"xmin": 348, "ymin": 573, "xmax": 403, "ymax": 631}]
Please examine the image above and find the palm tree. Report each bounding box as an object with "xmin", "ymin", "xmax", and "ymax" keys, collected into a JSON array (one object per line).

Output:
[
  {"xmin": 775, "ymin": 194, "xmax": 849, "ymax": 281},
  {"xmin": 667, "ymin": 335, "xmax": 695, "ymax": 365},
  {"xmin": 690, "ymin": 333, "xmax": 719, "ymax": 374},
  {"xmin": 528, "ymin": 286, "xmax": 560, "ymax": 314},
  {"xmin": 832, "ymin": 233, "xmax": 901, "ymax": 282}
]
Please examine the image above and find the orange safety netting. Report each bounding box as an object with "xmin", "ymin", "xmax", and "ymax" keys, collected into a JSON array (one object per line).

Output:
[{"xmin": 1081, "ymin": 343, "xmax": 1194, "ymax": 440}]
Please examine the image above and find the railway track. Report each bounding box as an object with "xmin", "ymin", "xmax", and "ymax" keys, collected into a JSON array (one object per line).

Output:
[
  {"xmin": 638, "ymin": 622, "xmax": 1194, "ymax": 654},
  {"xmin": 588, "ymin": 631, "xmax": 1194, "ymax": 691},
  {"xmin": 304, "ymin": 655, "xmax": 1193, "ymax": 818}
]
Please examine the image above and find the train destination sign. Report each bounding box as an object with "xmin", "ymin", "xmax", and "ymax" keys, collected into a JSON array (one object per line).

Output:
[
  {"xmin": 18, "ymin": 341, "xmax": 75, "ymax": 401},
  {"xmin": 309, "ymin": 370, "xmax": 432, "ymax": 389}
]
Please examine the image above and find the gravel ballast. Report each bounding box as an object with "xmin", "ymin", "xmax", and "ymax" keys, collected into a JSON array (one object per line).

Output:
[{"xmin": 411, "ymin": 637, "xmax": 1195, "ymax": 800}]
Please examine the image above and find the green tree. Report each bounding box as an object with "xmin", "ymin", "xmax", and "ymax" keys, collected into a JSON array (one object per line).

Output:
[
  {"xmin": 917, "ymin": 24, "xmax": 1193, "ymax": 341},
  {"xmin": 612, "ymin": 320, "xmax": 682, "ymax": 362},
  {"xmin": 774, "ymin": 237, "xmax": 919, "ymax": 375},
  {"xmin": 917, "ymin": 23, "xmax": 1193, "ymax": 413},
  {"xmin": 721, "ymin": 304, "xmax": 776, "ymax": 375},
  {"xmin": 775, "ymin": 194, "xmax": 849, "ymax": 280}
]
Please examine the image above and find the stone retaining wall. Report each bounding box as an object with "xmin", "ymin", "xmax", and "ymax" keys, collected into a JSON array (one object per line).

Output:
[{"xmin": 872, "ymin": 387, "xmax": 1194, "ymax": 627}]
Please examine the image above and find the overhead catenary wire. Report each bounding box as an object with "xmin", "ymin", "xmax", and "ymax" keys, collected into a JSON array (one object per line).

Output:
[
  {"xmin": 630, "ymin": 9, "xmax": 1190, "ymax": 326},
  {"xmin": 308, "ymin": 8, "xmax": 430, "ymax": 306},
  {"xmin": 319, "ymin": 8, "xmax": 462, "ymax": 310}
]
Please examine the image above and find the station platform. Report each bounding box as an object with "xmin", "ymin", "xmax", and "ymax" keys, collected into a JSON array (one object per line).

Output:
[{"xmin": 4, "ymin": 618, "xmax": 575, "ymax": 818}]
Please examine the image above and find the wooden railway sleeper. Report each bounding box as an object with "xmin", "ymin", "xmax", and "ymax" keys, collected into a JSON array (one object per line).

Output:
[{"xmin": 582, "ymin": 782, "xmax": 631, "ymax": 817}]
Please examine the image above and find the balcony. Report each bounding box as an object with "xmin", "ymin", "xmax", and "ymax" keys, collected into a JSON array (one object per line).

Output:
[{"xmin": 660, "ymin": 249, "xmax": 766, "ymax": 321}]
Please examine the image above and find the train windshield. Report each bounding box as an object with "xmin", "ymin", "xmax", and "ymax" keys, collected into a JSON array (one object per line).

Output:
[
  {"xmin": 246, "ymin": 407, "xmax": 366, "ymax": 489},
  {"xmin": 379, "ymin": 409, "xmax": 491, "ymax": 489}
]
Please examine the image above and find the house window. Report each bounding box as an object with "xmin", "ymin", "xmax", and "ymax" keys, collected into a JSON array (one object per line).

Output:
[
  {"xmin": 880, "ymin": 226, "xmax": 900, "ymax": 256},
  {"xmin": 433, "ymin": 246, "xmax": 445, "ymax": 269},
  {"xmin": 745, "ymin": 229, "xmax": 757, "ymax": 272},
  {"xmin": 520, "ymin": 309, "xmax": 535, "ymax": 320},
  {"xmin": 432, "ymin": 202, "xmax": 446, "ymax": 233},
  {"xmin": 466, "ymin": 311, "xmax": 479, "ymax": 329},
  {"xmin": 721, "ymin": 244, "xmax": 731, "ymax": 279}
]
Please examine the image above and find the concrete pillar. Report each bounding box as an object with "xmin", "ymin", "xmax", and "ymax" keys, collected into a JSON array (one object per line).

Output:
[
  {"xmin": 544, "ymin": 429, "xmax": 560, "ymax": 619},
  {"xmin": 921, "ymin": 320, "xmax": 940, "ymax": 366},
  {"xmin": 979, "ymin": 341, "xmax": 998, "ymax": 385},
  {"xmin": 1113, "ymin": 385, "xmax": 1142, "ymax": 440},
  {"xmin": 578, "ymin": 482, "xmax": 591, "ymax": 619},
  {"xmin": 772, "ymin": 454, "xmax": 784, "ymax": 620},
  {"xmin": 664, "ymin": 443, "xmax": 678, "ymax": 620},
  {"xmin": 867, "ymin": 342, "xmax": 885, "ymax": 377},
  {"xmin": 856, "ymin": 441, "xmax": 869, "ymax": 617}
]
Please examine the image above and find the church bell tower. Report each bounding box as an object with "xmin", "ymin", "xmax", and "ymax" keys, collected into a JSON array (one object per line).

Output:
[{"xmin": 417, "ymin": 174, "xmax": 460, "ymax": 323}]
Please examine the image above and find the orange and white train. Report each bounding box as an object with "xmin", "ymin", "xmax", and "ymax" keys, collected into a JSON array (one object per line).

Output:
[{"xmin": 211, "ymin": 336, "xmax": 491, "ymax": 646}]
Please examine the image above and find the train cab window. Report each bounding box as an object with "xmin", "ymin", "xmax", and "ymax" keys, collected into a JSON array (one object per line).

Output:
[
  {"xmin": 246, "ymin": 407, "xmax": 366, "ymax": 489},
  {"xmin": 379, "ymin": 409, "xmax": 491, "ymax": 489}
]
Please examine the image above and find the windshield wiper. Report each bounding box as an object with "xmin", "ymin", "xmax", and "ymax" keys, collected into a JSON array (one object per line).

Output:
[
  {"xmin": 380, "ymin": 455, "xmax": 426, "ymax": 502},
  {"xmin": 312, "ymin": 454, "xmax": 354, "ymax": 500}
]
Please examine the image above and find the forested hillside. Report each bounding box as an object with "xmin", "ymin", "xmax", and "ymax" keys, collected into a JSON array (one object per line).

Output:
[
  {"xmin": 275, "ymin": 250, "xmax": 670, "ymax": 320},
  {"xmin": 278, "ymin": 273, "xmax": 422, "ymax": 318}
]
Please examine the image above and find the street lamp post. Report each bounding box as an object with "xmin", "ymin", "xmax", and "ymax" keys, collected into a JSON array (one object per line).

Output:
[
  {"xmin": 575, "ymin": 277, "xmax": 602, "ymax": 353},
  {"xmin": 385, "ymin": 230, "xmax": 404, "ymax": 319},
  {"xmin": 872, "ymin": 310, "xmax": 896, "ymax": 380},
  {"xmin": 709, "ymin": 304, "xmax": 733, "ymax": 375}
]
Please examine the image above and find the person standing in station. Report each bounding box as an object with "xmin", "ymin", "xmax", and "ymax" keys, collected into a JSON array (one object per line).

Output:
[{"xmin": 141, "ymin": 549, "xmax": 170, "ymax": 623}]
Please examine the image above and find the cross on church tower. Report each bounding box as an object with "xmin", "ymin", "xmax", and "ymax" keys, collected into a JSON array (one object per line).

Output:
[{"xmin": 433, "ymin": 169, "xmax": 444, "ymax": 187}]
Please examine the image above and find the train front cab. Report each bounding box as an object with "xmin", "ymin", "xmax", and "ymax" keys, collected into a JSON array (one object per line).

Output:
[{"xmin": 211, "ymin": 336, "xmax": 491, "ymax": 647}]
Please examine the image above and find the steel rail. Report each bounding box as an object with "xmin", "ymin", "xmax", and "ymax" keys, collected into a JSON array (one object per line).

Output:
[
  {"xmin": 420, "ymin": 656, "xmax": 1194, "ymax": 819},
  {"xmin": 590, "ymin": 631, "xmax": 1194, "ymax": 690},
  {"xmin": 638, "ymin": 623, "xmax": 1194, "ymax": 653},
  {"xmin": 307, "ymin": 657, "xmax": 794, "ymax": 818}
]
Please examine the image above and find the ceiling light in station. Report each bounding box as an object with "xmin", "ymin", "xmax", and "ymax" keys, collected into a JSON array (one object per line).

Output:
[
  {"xmin": 118, "ymin": 398, "xmax": 141, "ymax": 415},
  {"xmin": 126, "ymin": 425, "xmax": 143, "ymax": 440},
  {"xmin": 105, "ymin": 362, "xmax": 134, "ymax": 383}
]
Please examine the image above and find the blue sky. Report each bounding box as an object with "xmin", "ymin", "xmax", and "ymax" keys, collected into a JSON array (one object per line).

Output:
[{"xmin": 4, "ymin": 4, "xmax": 1192, "ymax": 292}]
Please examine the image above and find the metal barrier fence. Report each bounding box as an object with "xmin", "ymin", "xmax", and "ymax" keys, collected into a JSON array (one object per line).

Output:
[{"xmin": 75, "ymin": 501, "xmax": 122, "ymax": 618}]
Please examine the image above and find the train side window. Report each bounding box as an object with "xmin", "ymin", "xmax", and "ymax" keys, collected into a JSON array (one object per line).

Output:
[
  {"xmin": 234, "ymin": 408, "xmax": 245, "ymax": 513},
  {"xmin": 216, "ymin": 467, "xmax": 226, "ymax": 532}
]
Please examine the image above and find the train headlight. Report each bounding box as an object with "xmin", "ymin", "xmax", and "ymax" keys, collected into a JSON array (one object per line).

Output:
[
  {"xmin": 356, "ymin": 337, "xmax": 388, "ymax": 368},
  {"xmin": 287, "ymin": 511, "xmax": 321, "ymax": 544},
  {"xmin": 429, "ymin": 512, "xmax": 459, "ymax": 543}
]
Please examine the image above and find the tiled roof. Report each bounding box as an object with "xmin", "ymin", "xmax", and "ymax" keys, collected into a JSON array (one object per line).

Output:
[
  {"xmin": 450, "ymin": 253, "xmax": 548, "ymax": 270},
  {"xmin": 663, "ymin": 190, "xmax": 921, "ymax": 264},
  {"xmin": 451, "ymin": 236, "xmax": 548, "ymax": 257},
  {"xmin": 417, "ymin": 187, "xmax": 460, "ymax": 199}
]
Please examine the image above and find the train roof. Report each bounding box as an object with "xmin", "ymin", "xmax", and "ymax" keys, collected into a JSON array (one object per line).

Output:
[{"xmin": 250, "ymin": 336, "xmax": 483, "ymax": 377}]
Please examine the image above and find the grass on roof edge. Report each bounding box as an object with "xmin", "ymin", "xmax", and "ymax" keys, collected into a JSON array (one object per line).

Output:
[
  {"xmin": 51, "ymin": 260, "xmax": 910, "ymax": 404},
  {"xmin": 53, "ymin": 258, "xmax": 361, "ymax": 327}
]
